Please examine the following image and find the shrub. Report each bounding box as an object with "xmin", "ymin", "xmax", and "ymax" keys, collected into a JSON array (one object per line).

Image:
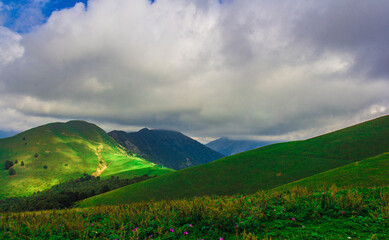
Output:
[
  {"xmin": 34, "ymin": 153, "xmax": 39, "ymax": 158},
  {"xmin": 15, "ymin": 160, "xmax": 18, "ymax": 164},
  {"xmin": 21, "ymin": 161, "xmax": 24, "ymax": 166},
  {"xmin": 43, "ymin": 165, "xmax": 48, "ymax": 169},
  {"xmin": 9, "ymin": 168, "xmax": 16, "ymax": 176},
  {"xmin": 4, "ymin": 161, "xmax": 13, "ymax": 170}
]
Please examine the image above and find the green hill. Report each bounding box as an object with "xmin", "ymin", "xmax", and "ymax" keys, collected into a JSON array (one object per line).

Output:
[
  {"xmin": 273, "ymin": 152, "xmax": 389, "ymax": 191},
  {"xmin": 0, "ymin": 120, "xmax": 172, "ymax": 198},
  {"xmin": 79, "ymin": 115, "xmax": 389, "ymax": 207}
]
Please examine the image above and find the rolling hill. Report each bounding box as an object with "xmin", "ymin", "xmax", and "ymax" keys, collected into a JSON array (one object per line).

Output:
[
  {"xmin": 79, "ymin": 115, "xmax": 389, "ymax": 207},
  {"xmin": 109, "ymin": 128, "xmax": 224, "ymax": 170},
  {"xmin": 206, "ymin": 137, "xmax": 274, "ymax": 156},
  {"xmin": 0, "ymin": 120, "xmax": 172, "ymax": 198},
  {"xmin": 274, "ymin": 152, "xmax": 389, "ymax": 191}
]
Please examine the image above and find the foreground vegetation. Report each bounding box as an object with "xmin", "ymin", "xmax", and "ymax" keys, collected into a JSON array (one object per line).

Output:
[{"xmin": 1, "ymin": 186, "xmax": 388, "ymax": 239}]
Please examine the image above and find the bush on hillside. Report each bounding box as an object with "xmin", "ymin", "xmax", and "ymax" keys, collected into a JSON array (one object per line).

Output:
[
  {"xmin": 43, "ymin": 165, "xmax": 48, "ymax": 169},
  {"xmin": 20, "ymin": 161, "xmax": 24, "ymax": 166},
  {"xmin": 9, "ymin": 168, "xmax": 16, "ymax": 176},
  {"xmin": 4, "ymin": 161, "xmax": 13, "ymax": 170}
]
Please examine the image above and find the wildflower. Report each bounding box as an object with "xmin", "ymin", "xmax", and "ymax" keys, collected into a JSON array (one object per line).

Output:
[
  {"xmin": 302, "ymin": 226, "xmax": 305, "ymax": 228},
  {"xmin": 189, "ymin": 224, "xmax": 193, "ymax": 227},
  {"xmin": 292, "ymin": 218, "xmax": 295, "ymax": 221},
  {"xmin": 184, "ymin": 231, "xmax": 188, "ymax": 235},
  {"xmin": 91, "ymin": 223, "xmax": 94, "ymax": 226},
  {"xmin": 341, "ymin": 211, "xmax": 345, "ymax": 214},
  {"xmin": 236, "ymin": 224, "xmax": 238, "ymax": 228},
  {"xmin": 240, "ymin": 221, "xmax": 243, "ymax": 223},
  {"xmin": 132, "ymin": 227, "xmax": 138, "ymax": 231},
  {"xmin": 170, "ymin": 228, "xmax": 174, "ymax": 232},
  {"xmin": 220, "ymin": 238, "xmax": 224, "ymax": 240}
]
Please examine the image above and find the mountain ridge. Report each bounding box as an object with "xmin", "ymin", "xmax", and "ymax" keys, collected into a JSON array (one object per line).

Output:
[
  {"xmin": 79, "ymin": 115, "xmax": 389, "ymax": 206},
  {"xmin": 206, "ymin": 137, "xmax": 274, "ymax": 156},
  {"xmin": 0, "ymin": 120, "xmax": 172, "ymax": 198},
  {"xmin": 109, "ymin": 128, "xmax": 224, "ymax": 170}
]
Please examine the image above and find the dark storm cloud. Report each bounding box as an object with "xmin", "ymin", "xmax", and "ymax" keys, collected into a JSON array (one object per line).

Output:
[
  {"xmin": 293, "ymin": 0, "xmax": 389, "ymax": 79},
  {"xmin": 0, "ymin": 0, "xmax": 387, "ymax": 140}
]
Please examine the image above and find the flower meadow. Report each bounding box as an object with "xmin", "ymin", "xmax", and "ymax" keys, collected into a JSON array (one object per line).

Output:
[{"xmin": 0, "ymin": 186, "xmax": 388, "ymax": 239}]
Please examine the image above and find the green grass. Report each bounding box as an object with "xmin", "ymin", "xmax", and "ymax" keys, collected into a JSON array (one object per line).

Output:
[
  {"xmin": 1, "ymin": 186, "xmax": 388, "ymax": 239},
  {"xmin": 79, "ymin": 115, "xmax": 389, "ymax": 207},
  {"xmin": 274, "ymin": 152, "xmax": 389, "ymax": 191},
  {"xmin": 0, "ymin": 120, "xmax": 172, "ymax": 198}
]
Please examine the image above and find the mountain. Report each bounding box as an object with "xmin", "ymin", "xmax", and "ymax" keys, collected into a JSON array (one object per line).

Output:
[
  {"xmin": 108, "ymin": 128, "xmax": 224, "ymax": 170},
  {"xmin": 206, "ymin": 137, "xmax": 274, "ymax": 156},
  {"xmin": 0, "ymin": 120, "xmax": 172, "ymax": 198},
  {"xmin": 79, "ymin": 115, "xmax": 389, "ymax": 206},
  {"xmin": 274, "ymin": 152, "xmax": 389, "ymax": 191},
  {"xmin": 0, "ymin": 130, "xmax": 17, "ymax": 139}
]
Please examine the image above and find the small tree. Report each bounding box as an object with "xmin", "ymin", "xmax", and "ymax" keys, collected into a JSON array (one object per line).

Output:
[
  {"xmin": 9, "ymin": 168, "xmax": 16, "ymax": 176},
  {"xmin": 34, "ymin": 153, "xmax": 39, "ymax": 158},
  {"xmin": 21, "ymin": 161, "xmax": 25, "ymax": 166},
  {"xmin": 15, "ymin": 160, "xmax": 18, "ymax": 164},
  {"xmin": 4, "ymin": 160, "xmax": 13, "ymax": 170},
  {"xmin": 43, "ymin": 165, "xmax": 48, "ymax": 169}
]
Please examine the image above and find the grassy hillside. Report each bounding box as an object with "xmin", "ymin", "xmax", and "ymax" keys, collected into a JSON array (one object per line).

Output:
[
  {"xmin": 274, "ymin": 152, "xmax": 389, "ymax": 191},
  {"xmin": 79, "ymin": 115, "xmax": 389, "ymax": 206},
  {"xmin": 0, "ymin": 120, "xmax": 172, "ymax": 198}
]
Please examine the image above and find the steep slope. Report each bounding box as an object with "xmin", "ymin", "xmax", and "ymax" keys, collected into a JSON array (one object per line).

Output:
[
  {"xmin": 273, "ymin": 152, "xmax": 389, "ymax": 191},
  {"xmin": 109, "ymin": 128, "xmax": 224, "ymax": 170},
  {"xmin": 206, "ymin": 137, "xmax": 274, "ymax": 156},
  {"xmin": 79, "ymin": 115, "xmax": 389, "ymax": 206},
  {"xmin": 0, "ymin": 121, "xmax": 172, "ymax": 198}
]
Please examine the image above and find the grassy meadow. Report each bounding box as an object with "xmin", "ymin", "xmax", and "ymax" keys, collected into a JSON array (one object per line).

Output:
[{"xmin": 1, "ymin": 186, "xmax": 388, "ymax": 239}]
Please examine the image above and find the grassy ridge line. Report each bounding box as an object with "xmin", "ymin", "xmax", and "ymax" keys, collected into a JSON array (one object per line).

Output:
[
  {"xmin": 0, "ymin": 120, "xmax": 172, "ymax": 198},
  {"xmin": 79, "ymin": 115, "xmax": 389, "ymax": 207},
  {"xmin": 274, "ymin": 152, "xmax": 389, "ymax": 191}
]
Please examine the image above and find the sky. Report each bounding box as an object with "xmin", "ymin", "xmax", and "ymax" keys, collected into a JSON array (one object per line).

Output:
[{"xmin": 0, "ymin": 0, "xmax": 388, "ymax": 142}]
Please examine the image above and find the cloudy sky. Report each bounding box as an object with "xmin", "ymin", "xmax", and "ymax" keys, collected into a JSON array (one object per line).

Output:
[{"xmin": 0, "ymin": 0, "xmax": 388, "ymax": 142}]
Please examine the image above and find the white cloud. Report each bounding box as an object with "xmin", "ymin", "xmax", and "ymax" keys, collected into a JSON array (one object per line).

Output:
[
  {"xmin": 0, "ymin": 26, "xmax": 24, "ymax": 67},
  {"xmin": 0, "ymin": 0, "xmax": 388, "ymax": 140}
]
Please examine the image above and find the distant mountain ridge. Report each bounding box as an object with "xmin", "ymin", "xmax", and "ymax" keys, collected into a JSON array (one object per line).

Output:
[
  {"xmin": 109, "ymin": 128, "xmax": 224, "ymax": 170},
  {"xmin": 206, "ymin": 137, "xmax": 274, "ymax": 156}
]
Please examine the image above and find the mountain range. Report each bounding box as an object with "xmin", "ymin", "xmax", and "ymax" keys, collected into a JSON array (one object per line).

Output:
[
  {"xmin": 206, "ymin": 137, "xmax": 274, "ymax": 156},
  {"xmin": 0, "ymin": 121, "xmax": 172, "ymax": 198},
  {"xmin": 109, "ymin": 128, "xmax": 224, "ymax": 170},
  {"xmin": 79, "ymin": 115, "xmax": 389, "ymax": 206}
]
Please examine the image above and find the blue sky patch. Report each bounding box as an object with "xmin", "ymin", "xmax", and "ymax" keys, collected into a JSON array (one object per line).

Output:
[{"xmin": 1, "ymin": 0, "xmax": 88, "ymax": 32}]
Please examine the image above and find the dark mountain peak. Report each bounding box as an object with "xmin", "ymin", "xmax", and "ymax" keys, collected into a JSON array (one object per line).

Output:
[
  {"xmin": 139, "ymin": 128, "xmax": 150, "ymax": 132},
  {"xmin": 109, "ymin": 128, "xmax": 224, "ymax": 170}
]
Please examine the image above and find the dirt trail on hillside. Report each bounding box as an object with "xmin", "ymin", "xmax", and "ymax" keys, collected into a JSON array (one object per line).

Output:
[{"xmin": 92, "ymin": 145, "xmax": 107, "ymax": 177}]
